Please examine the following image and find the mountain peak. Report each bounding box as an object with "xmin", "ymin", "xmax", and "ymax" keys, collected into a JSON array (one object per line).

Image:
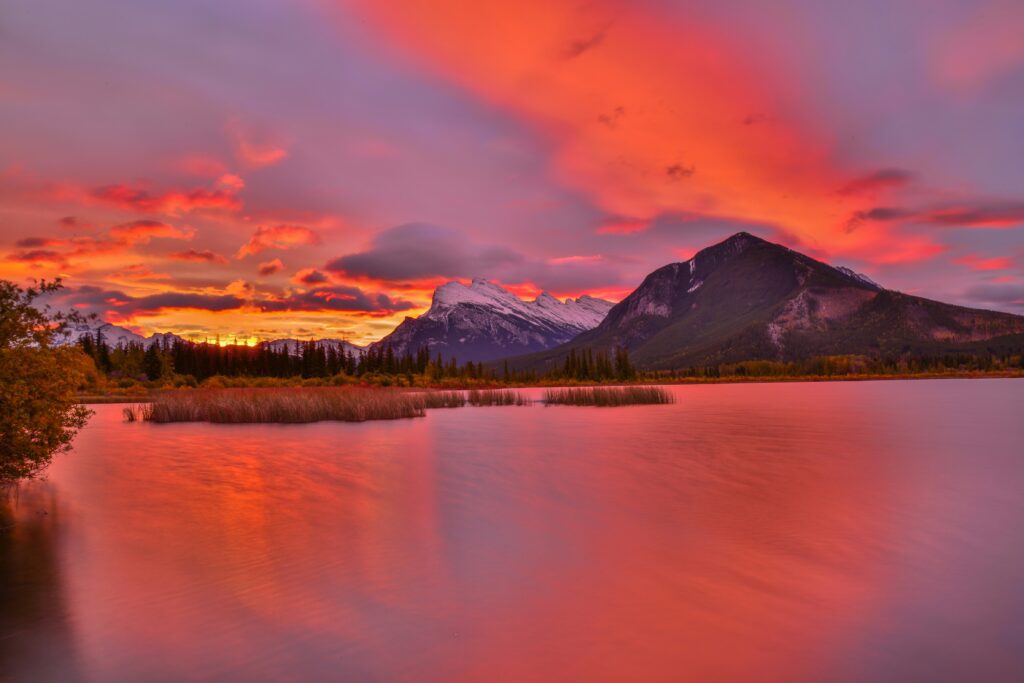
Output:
[{"xmin": 377, "ymin": 280, "xmax": 615, "ymax": 362}]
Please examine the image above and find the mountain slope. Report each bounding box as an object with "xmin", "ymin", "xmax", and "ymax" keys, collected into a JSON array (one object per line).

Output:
[
  {"xmin": 373, "ymin": 278, "xmax": 614, "ymax": 362},
  {"xmin": 507, "ymin": 232, "xmax": 1024, "ymax": 371}
]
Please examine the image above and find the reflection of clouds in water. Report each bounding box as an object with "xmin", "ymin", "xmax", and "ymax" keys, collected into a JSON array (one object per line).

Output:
[
  {"xmin": 4, "ymin": 381, "xmax": 1024, "ymax": 681},
  {"xmin": 0, "ymin": 483, "xmax": 85, "ymax": 682}
]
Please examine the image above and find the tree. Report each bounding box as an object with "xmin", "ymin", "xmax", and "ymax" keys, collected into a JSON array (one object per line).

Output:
[
  {"xmin": 143, "ymin": 343, "xmax": 163, "ymax": 381},
  {"xmin": 0, "ymin": 280, "xmax": 92, "ymax": 481}
]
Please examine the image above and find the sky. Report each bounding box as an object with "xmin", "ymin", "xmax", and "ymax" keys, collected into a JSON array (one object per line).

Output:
[{"xmin": 1, "ymin": 0, "xmax": 1022, "ymax": 344}]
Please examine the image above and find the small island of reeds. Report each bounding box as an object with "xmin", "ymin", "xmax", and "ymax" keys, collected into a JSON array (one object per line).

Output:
[
  {"xmin": 123, "ymin": 387, "xmax": 532, "ymax": 424},
  {"xmin": 543, "ymin": 386, "xmax": 674, "ymax": 407}
]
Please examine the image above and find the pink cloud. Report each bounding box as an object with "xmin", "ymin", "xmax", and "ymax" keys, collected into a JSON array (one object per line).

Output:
[
  {"xmin": 953, "ymin": 254, "xmax": 1013, "ymax": 271},
  {"xmin": 228, "ymin": 118, "xmax": 288, "ymax": 169},
  {"xmin": 236, "ymin": 224, "xmax": 320, "ymax": 258}
]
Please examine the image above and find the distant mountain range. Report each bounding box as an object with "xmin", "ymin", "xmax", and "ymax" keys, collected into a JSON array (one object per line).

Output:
[
  {"xmin": 59, "ymin": 233, "xmax": 1024, "ymax": 370},
  {"xmin": 506, "ymin": 232, "xmax": 1024, "ymax": 371},
  {"xmin": 264, "ymin": 338, "xmax": 366, "ymax": 357},
  {"xmin": 370, "ymin": 278, "xmax": 614, "ymax": 362},
  {"xmin": 56, "ymin": 321, "xmax": 367, "ymax": 356}
]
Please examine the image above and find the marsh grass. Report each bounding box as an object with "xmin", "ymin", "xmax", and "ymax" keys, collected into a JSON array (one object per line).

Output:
[
  {"xmin": 414, "ymin": 391, "xmax": 466, "ymax": 409},
  {"xmin": 124, "ymin": 388, "xmax": 441, "ymax": 424},
  {"xmin": 543, "ymin": 386, "xmax": 674, "ymax": 407},
  {"xmin": 121, "ymin": 388, "xmax": 529, "ymax": 424},
  {"xmin": 467, "ymin": 389, "xmax": 531, "ymax": 406}
]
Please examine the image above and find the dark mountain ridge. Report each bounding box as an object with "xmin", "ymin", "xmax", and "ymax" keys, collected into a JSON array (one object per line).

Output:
[{"xmin": 504, "ymin": 232, "xmax": 1024, "ymax": 371}]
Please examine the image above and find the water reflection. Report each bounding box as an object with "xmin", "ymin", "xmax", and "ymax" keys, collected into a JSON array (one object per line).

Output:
[
  {"xmin": 1, "ymin": 380, "xmax": 1023, "ymax": 681},
  {"xmin": 0, "ymin": 484, "xmax": 84, "ymax": 681}
]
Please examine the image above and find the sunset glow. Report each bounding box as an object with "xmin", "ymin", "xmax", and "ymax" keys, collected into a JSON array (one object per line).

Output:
[{"xmin": 2, "ymin": 0, "xmax": 1022, "ymax": 340}]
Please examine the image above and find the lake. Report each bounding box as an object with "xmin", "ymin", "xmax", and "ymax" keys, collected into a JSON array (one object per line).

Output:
[{"xmin": 3, "ymin": 380, "xmax": 1024, "ymax": 682}]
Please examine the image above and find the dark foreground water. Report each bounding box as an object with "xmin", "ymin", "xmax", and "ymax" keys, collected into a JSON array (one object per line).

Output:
[{"xmin": 2, "ymin": 380, "xmax": 1024, "ymax": 682}]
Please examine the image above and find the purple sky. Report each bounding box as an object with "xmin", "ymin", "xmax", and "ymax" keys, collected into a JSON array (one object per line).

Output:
[{"xmin": 1, "ymin": 0, "xmax": 1022, "ymax": 341}]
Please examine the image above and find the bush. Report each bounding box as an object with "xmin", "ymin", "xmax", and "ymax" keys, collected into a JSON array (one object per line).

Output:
[{"xmin": 0, "ymin": 280, "xmax": 92, "ymax": 481}]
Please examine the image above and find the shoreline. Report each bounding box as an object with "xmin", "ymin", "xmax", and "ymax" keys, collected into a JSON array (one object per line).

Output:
[{"xmin": 77, "ymin": 370, "xmax": 1023, "ymax": 404}]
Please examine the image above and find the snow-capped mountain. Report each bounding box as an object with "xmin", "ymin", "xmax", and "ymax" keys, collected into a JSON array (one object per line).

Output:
[
  {"xmin": 54, "ymin": 320, "xmax": 149, "ymax": 347},
  {"xmin": 263, "ymin": 338, "xmax": 366, "ymax": 357},
  {"xmin": 372, "ymin": 278, "xmax": 615, "ymax": 362}
]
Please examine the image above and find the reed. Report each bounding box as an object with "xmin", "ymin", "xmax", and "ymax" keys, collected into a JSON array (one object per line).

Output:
[
  {"xmin": 466, "ymin": 389, "xmax": 531, "ymax": 406},
  {"xmin": 124, "ymin": 388, "xmax": 433, "ymax": 424},
  {"xmin": 543, "ymin": 386, "xmax": 674, "ymax": 407},
  {"xmin": 413, "ymin": 391, "xmax": 466, "ymax": 409}
]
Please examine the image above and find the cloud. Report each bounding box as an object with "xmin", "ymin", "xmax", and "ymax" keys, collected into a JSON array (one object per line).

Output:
[
  {"xmin": 952, "ymin": 254, "xmax": 1013, "ymax": 271},
  {"xmin": 258, "ymin": 258, "xmax": 285, "ymax": 276},
  {"xmin": 326, "ymin": 223, "xmax": 477, "ymax": 280},
  {"xmin": 349, "ymin": 0, "xmax": 901, "ymax": 257},
  {"xmin": 177, "ymin": 154, "xmax": 228, "ymax": 178},
  {"xmin": 293, "ymin": 268, "xmax": 330, "ymax": 285},
  {"xmin": 109, "ymin": 219, "xmax": 196, "ymax": 244},
  {"xmin": 563, "ymin": 24, "xmax": 610, "ymax": 60},
  {"xmin": 58, "ymin": 216, "xmax": 92, "ymax": 231},
  {"xmin": 838, "ymin": 169, "xmax": 913, "ymax": 196},
  {"xmin": 49, "ymin": 281, "xmax": 413, "ymax": 320},
  {"xmin": 226, "ymin": 279, "xmax": 256, "ymax": 298},
  {"xmin": 169, "ymin": 249, "xmax": 229, "ymax": 265},
  {"xmin": 91, "ymin": 181, "xmax": 242, "ymax": 215},
  {"xmin": 15, "ymin": 237, "xmax": 63, "ymax": 248},
  {"xmin": 846, "ymin": 201, "xmax": 1024, "ymax": 232},
  {"xmin": 597, "ymin": 217, "xmax": 651, "ymax": 234},
  {"xmin": 255, "ymin": 285, "xmax": 415, "ymax": 314},
  {"xmin": 228, "ymin": 118, "xmax": 288, "ymax": 169},
  {"xmin": 7, "ymin": 249, "xmax": 66, "ymax": 264},
  {"xmin": 112, "ymin": 264, "xmax": 171, "ymax": 281},
  {"xmin": 57, "ymin": 285, "xmax": 245, "ymax": 318},
  {"xmin": 922, "ymin": 203, "xmax": 1024, "ymax": 228},
  {"xmin": 325, "ymin": 222, "xmax": 625, "ymax": 293},
  {"xmin": 236, "ymin": 224, "xmax": 320, "ymax": 258}
]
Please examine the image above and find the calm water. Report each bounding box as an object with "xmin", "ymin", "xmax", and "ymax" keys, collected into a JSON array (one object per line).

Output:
[{"xmin": 2, "ymin": 380, "xmax": 1024, "ymax": 682}]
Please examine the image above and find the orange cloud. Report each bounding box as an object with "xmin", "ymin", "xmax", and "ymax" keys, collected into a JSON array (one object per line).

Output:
[
  {"xmin": 91, "ymin": 182, "xmax": 242, "ymax": 215},
  {"xmin": 236, "ymin": 225, "xmax": 320, "ymax": 258},
  {"xmin": 170, "ymin": 249, "xmax": 229, "ymax": 265},
  {"xmin": 109, "ymin": 219, "xmax": 196, "ymax": 244},
  {"xmin": 349, "ymin": 0, "xmax": 907, "ymax": 258}
]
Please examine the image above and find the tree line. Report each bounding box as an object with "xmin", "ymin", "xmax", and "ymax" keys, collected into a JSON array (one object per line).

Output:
[{"xmin": 75, "ymin": 333, "xmax": 641, "ymax": 384}]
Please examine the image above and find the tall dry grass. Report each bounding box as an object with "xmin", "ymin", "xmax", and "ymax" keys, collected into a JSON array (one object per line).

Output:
[
  {"xmin": 543, "ymin": 386, "xmax": 674, "ymax": 407},
  {"xmin": 123, "ymin": 388, "xmax": 470, "ymax": 424},
  {"xmin": 466, "ymin": 389, "xmax": 531, "ymax": 406}
]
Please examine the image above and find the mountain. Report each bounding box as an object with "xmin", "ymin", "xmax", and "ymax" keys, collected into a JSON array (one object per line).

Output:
[
  {"xmin": 507, "ymin": 232, "xmax": 1024, "ymax": 371},
  {"xmin": 53, "ymin": 321, "xmax": 364, "ymax": 355},
  {"xmin": 55, "ymin": 320, "xmax": 149, "ymax": 347},
  {"xmin": 373, "ymin": 278, "xmax": 615, "ymax": 362},
  {"xmin": 263, "ymin": 338, "xmax": 366, "ymax": 357}
]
